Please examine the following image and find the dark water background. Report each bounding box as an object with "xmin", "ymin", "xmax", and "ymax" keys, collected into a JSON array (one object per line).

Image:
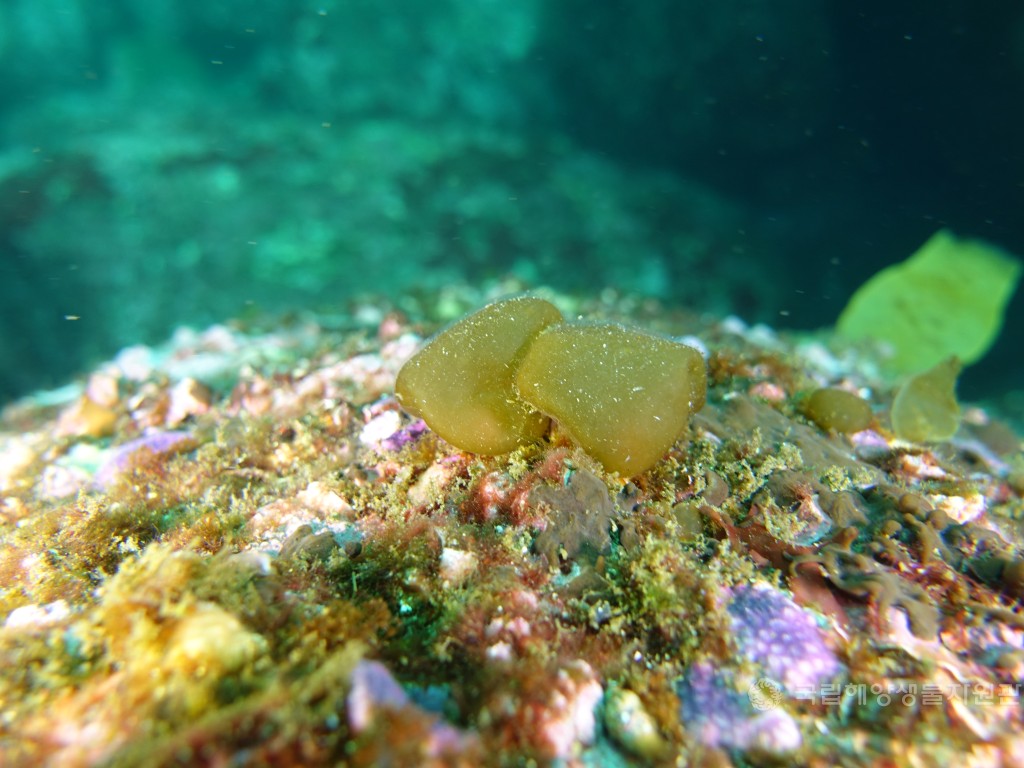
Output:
[{"xmin": 1, "ymin": 1, "xmax": 1021, "ymax": 407}]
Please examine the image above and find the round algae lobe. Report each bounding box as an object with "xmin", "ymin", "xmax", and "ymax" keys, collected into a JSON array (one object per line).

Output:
[
  {"xmin": 891, "ymin": 356, "xmax": 962, "ymax": 443},
  {"xmin": 514, "ymin": 323, "xmax": 707, "ymax": 476},
  {"xmin": 803, "ymin": 388, "xmax": 872, "ymax": 434},
  {"xmin": 395, "ymin": 296, "xmax": 563, "ymax": 455}
]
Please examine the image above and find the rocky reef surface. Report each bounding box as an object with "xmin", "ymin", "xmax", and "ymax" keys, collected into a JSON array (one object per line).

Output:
[{"xmin": 1, "ymin": 285, "xmax": 1023, "ymax": 767}]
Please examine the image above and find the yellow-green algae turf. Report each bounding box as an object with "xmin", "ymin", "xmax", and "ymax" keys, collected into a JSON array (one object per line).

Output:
[
  {"xmin": 515, "ymin": 322, "xmax": 707, "ymax": 476},
  {"xmin": 890, "ymin": 356, "xmax": 962, "ymax": 443},
  {"xmin": 395, "ymin": 296, "xmax": 563, "ymax": 455},
  {"xmin": 836, "ymin": 229, "xmax": 1022, "ymax": 375}
]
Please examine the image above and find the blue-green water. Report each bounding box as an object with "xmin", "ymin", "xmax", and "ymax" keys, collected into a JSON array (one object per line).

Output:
[{"xmin": 0, "ymin": 1, "xmax": 1021, "ymax": 406}]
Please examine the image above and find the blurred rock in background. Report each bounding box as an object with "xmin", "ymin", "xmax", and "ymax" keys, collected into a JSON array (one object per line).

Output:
[{"xmin": 0, "ymin": 0, "xmax": 1021, "ymax": 405}]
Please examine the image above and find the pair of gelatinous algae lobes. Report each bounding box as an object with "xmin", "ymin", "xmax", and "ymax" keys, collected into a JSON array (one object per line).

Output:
[{"xmin": 395, "ymin": 297, "xmax": 707, "ymax": 476}]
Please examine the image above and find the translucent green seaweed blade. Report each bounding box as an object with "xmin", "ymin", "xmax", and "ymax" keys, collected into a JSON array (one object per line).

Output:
[
  {"xmin": 836, "ymin": 229, "xmax": 1022, "ymax": 374},
  {"xmin": 891, "ymin": 356, "xmax": 962, "ymax": 443}
]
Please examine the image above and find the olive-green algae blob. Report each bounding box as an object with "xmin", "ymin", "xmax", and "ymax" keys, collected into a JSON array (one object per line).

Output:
[
  {"xmin": 395, "ymin": 296, "xmax": 563, "ymax": 455},
  {"xmin": 802, "ymin": 387, "xmax": 872, "ymax": 434},
  {"xmin": 514, "ymin": 323, "xmax": 707, "ymax": 476},
  {"xmin": 836, "ymin": 229, "xmax": 1022, "ymax": 375},
  {"xmin": 891, "ymin": 356, "xmax": 962, "ymax": 443}
]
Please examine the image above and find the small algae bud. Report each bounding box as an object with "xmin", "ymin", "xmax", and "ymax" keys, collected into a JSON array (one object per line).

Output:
[
  {"xmin": 891, "ymin": 356, "xmax": 962, "ymax": 442},
  {"xmin": 395, "ymin": 296, "xmax": 563, "ymax": 455},
  {"xmin": 515, "ymin": 323, "xmax": 707, "ymax": 476},
  {"xmin": 802, "ymin": 387, "xmax": 872, "ymax": 434}
]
